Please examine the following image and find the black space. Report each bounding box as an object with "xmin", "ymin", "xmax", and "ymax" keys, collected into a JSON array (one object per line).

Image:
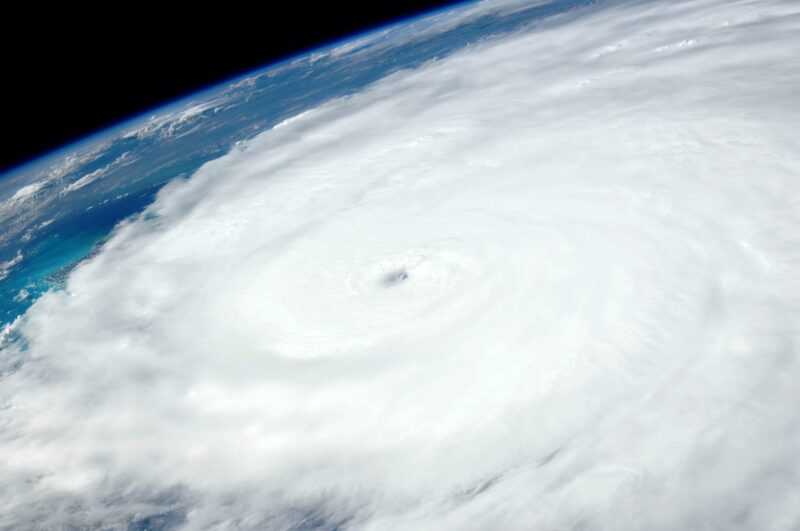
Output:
[{"xmin": 1, "ymin": 2, "xmax": 462, "ymax": 175}]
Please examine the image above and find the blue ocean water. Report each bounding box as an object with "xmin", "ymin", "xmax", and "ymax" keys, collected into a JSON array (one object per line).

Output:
[{"xmin": 0, "ymin": 0, "xmax": 592, "ymax": 331}]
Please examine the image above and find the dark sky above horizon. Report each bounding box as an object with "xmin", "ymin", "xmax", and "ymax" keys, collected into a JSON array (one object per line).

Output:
[{"xmin": 1, "ymin": 2, "xmax": 462, "ymax": 175}]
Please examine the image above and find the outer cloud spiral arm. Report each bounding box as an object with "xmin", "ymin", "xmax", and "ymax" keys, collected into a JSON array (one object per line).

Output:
[{"xmin": 2, "ymin": 0, "xmax": 800, "ymax": 529}]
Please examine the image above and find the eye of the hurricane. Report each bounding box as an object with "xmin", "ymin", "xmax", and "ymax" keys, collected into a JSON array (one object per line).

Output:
[
  {"xmin": 249, "ymin": 240, "xmax": 480, "ymax": 359},
  {"xmin": 382, "ymin": 268, "xmax": 410, "ymax": 286}
]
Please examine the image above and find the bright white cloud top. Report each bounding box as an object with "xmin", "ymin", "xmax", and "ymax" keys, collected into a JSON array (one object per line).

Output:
[{"xmin": 2, "ymin": 0, "xmax": 800, "ymax": 529}]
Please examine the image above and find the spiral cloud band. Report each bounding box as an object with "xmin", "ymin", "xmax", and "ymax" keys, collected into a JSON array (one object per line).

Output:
[{"xmin": 2, "ymin": 0, "xmax": 800, "ymax": 528}]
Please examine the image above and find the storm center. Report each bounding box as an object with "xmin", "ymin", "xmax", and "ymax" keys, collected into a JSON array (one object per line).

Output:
[{"xmin": 382, "ymin": 268, "xmax": 410, "ymax": 286}]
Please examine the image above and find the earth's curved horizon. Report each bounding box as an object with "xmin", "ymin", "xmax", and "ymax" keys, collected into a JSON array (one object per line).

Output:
[{"xmin": 1, "ymin": 0, "xmax": 799, "ymax": 529}]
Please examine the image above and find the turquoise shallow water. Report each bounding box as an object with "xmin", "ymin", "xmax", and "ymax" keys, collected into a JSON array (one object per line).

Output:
[
  {"xmin": 0, "ymin": 0, "xmax": 592, "ymax": 332},
  {"xmin": 0, "ymin": 183, "xmax": 163, "ymax": 324}
]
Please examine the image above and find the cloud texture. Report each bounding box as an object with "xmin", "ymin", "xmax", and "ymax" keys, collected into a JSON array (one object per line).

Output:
[{"xmin": 2, "ymin": 0, "xmax": 800, "ymax": 528}]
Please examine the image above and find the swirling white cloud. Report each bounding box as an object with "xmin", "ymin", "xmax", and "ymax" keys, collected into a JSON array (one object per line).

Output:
[{"xmin": 1, "ymin": 0, "xmax": 799, "ymax": 529}]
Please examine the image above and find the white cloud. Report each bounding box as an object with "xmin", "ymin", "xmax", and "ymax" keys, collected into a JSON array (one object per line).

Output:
[
  {"xmin": 1, "ymin": 0, "xmax": 800, "ymax": 529},
  {"xmin": 61, "ymin": 152, "xmax": 136, "ymax": 194},
  {"xmin": 0, "ymin": 250, "xmax": 23, "ymax": 281},
  {"xmin": 122, "ymin": 100, "xmax": 230, "ymax": 141},
  {"xmin": 12, "ymin": 289, "xmax": 29, "ymax": 302},
  {"xmin": 9, "ymin": 181, "xmax": 46, "ymax": 202}
]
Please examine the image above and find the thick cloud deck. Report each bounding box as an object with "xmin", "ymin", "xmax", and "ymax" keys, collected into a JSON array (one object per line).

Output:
[{"xmin": 2, "ymin": 0, "xmax": 800, "ymax": 529}]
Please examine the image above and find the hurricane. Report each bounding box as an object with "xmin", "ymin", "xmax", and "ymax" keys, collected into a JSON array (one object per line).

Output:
[{"xmin": 1, "ymin": 0, "xmax": 799, "ymax": 529}]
